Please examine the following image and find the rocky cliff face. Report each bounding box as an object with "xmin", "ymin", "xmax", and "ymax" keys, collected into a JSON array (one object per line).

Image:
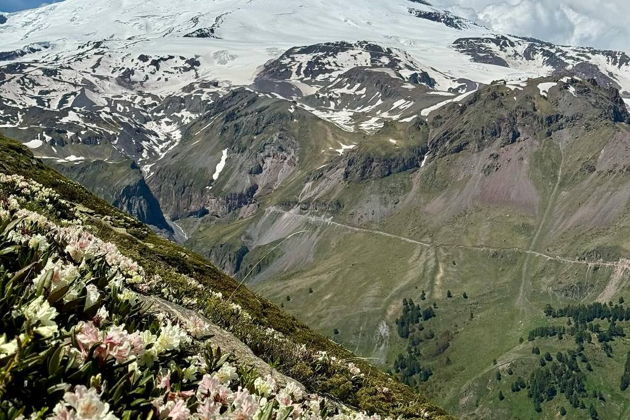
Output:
[
  {"xmin": 146, "ymin": 90, "xmax": 301, "ymax": 222},
  {"xmin": 54, "ymin": 160, "xmax": 173, "ymax": 234},
  {"xmin": 112, "ymin": 178, "xmax": 173, "ymax": 234}
]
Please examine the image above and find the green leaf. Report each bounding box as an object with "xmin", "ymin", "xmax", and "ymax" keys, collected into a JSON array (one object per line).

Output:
[
  {"xmin": 47, "ymin": 382, "xmax": 68, "ymax": 395},
  {"xmin": 67, "ymin": 360, "xmax": 95, "ymax": 382},
  {"xmin": 136, "ymin": 371, "xmax": 154, "ymax": 388},
  {"xmin": 277, "ymin": 406, "xmax": 294, "ymax": 420},
  {"xmin": 257, "ymin": 400, "xmax": 275, "ymax": 420},
  {"xmin": 0, "ymin": 245, "xmax": 19, "ymax": 256},
  {"xmin": 10, "ymin": 261, "xmax": 38, "ymax": 285},
  {"xmin": 48, "ymin": 282, "xmax": 71, "ymax": 304},
  {"xmin": 47, "ymin": 344, "xmax": 64, "ymax": 376},
  {"xmin": 110, "ymin": 371, "xmax": 133, "ymax": 403},
  {"xmin": 130, "ymin": 398, "xmax": 149, "ymax": 408},
  {"xmin": 2, "ymin": 217, "xmax": 23, "ymax": 236},
  {"xmin": 64, "ymin": 351, "xmax": 78, "ymax": 374}
]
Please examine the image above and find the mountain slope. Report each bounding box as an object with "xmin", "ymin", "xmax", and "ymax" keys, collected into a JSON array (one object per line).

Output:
[
  {"xmin": 170, "ymin": 76, "xmax": 630, "ymax": 419},
  {"xmin": 3, "ymin": 0, "xmax": 630, "ymax": 418},
  {"xmin": 0, "ymin": 135, "xmax": 449, "ymax": 419},
  {"xmin": 1, "ymin": 0, "xmax": 629, "ymax": 183}
]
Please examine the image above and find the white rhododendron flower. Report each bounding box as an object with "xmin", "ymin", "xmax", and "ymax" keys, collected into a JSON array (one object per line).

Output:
[
  {"xmin": 28, "ymin": 234, "xmax": 49, "ymax": 252},
  {"xmin": 166, "ymin": 399, "xmax": 190, "ymax": 420},
  {"xmin": 93, "ymin": 306, "xmax": 109, "ymax": 325},
  {"xmin": 75, "ymin": 321, "xmax": 103, "ymax": 355},
  {"xmin": 50, "ymin": 385, "xmax": 118, "ymax": 420},
  {"xmin": 154, "ymin": 398, "xmax": 190, "ymax": 420},
  {"xmin": 284, "ymin": 381, "xmax": 304, "ymax": 401},
  {"xmin": 0, "ymin": 334, "xmax": 18, "ymax": 356},
  {"xmin": 253, "ymin": 375, "xmax": 277, "ymax": 397},
  {"xmin": 309, "ymin": 398, "xmax": 323, "ymax": 414},
  {"xmin": 231, "ymin": 387, "xmax": 258, "ymax": 418},
  {"xmin": 32, "ymin": 260, "xmax": 80, "ymax": 294},
  {"xmin": 64, "ymin": 232, "xmax": 93, "ymax": 262},
  {"xmin": 75, "ymin": 322, "xmax": 145, "ymax": 364},
  {"xmin": 275, "ymin": 389, "xmax": 292, "ymax": 407},
  {"xmin": 117, "ymin": 288, "xmax": 138, "ymax": 304},
  {"xmin": 195, "ymin": 400, "xmax": 221, "ymax": 419},
  {"xmin": 215, "ymin": 363, "xmax": 238, "ymax": 384},
  {"xmin": 197, "ymin": 374, "xmax": 221, "ymax": 399},
  {"xmin": 348, "ymin": 362, "xmax": 361, "ymax": 376},
  {"xmin": 140, "ymin": 330, "xmax": 157, "ymax": 348},
  {"xmin": 104, "ymin": 325, "xmax": 145, "ymax": 363},
  {"xmin": 154, "ymin": 321, "xmax": 190, "ymax": 354},
  {"xmin": 128, "ymin": 361, "xmax": 140, "ymax": 376},
  {"xmin": 85, "ymin": 284, "xmax": 100, "ymax": 310},
  {"xmin": 22, "ymin": 296, "xmax": 58, "ymax": 338}
]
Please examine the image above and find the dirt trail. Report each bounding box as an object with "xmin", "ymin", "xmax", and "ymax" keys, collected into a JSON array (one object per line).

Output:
[
  {"xmin": 268, "ymin": 207, "xmax": 433, "ymax": 247},
  {"xmin": 268, "ymin": 206, "xmax": 626, "ymax": 271},
  {"xmin": 434, "ymin": 257, "xmax": 445, "ymax": 299},
  {"xmin": 517, "ymin": 145, "xmax": 564, "ymax": 310}
]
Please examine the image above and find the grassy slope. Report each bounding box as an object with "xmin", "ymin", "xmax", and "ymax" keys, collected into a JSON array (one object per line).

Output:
[
  {"xmin": 173, "ymin": 82, "xmax": 630, "ymax": 418},
  {"xmin": 0, "ymin": 135, "xmax": 451, "ymax": 419}
]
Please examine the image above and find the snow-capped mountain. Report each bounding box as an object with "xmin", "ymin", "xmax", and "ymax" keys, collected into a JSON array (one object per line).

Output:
[
  {"xmin": 1, "ymin": 0, "xmax": 628, "ymax": 238},
  {"xmin": 1, "ymin": 0, "xmax": 630, "ymax": 229},
  {"xmin": 1, "ymin": 0, "xmax": 629, "ymax": 174},
  {"xmin": 5, "ymin": 2, "xmax": 630, "ymax": 418}
]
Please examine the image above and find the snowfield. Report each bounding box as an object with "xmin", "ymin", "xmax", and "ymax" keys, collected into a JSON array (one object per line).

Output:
[
  {"xmin": 0, "ymin": 0, "xmax": 601, "ymax": 90},
  {"xmin": 1, "ymin": 0, "xmax": 630, "ymax": 175}
]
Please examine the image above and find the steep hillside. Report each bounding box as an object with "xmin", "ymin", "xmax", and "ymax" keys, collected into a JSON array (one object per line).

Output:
[{"xmin": 0, "ymin": 136, "xmax": 449, "ymax": 419}]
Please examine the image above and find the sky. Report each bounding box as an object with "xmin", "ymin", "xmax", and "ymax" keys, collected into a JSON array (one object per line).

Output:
[
  {"xmin": 0, "ymin": 0, "xmax": 61, "ymax": 12},
  {"xmin": 433, "ymin": 0, "xmax": 630, "ymax": 52},
  {"xmin": 0, "ymin": 0, "xmax": 627, "ymax": 53}
]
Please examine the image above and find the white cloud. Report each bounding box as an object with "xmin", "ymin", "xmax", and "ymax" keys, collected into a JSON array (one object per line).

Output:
[{"xmin": 432, "ymin": 0, "xmax": 630, "ymax": 52}]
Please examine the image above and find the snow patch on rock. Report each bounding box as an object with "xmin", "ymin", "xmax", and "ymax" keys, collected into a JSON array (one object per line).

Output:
[
  {"xmin": 537, "ymin": 82, "xmax": 557, "ymax": 98},
  {"xmin": 23, "ymin": 139, "xmax": 43, "ymax": 149},
  {"xmin": 420, "ymin": 89, "xmax": 477, "ymax": 117},
  {"xmin": 331, "ymin": 143, "xmax": 356, "ymax": 155},
  {"xmin": 212, "ymin": 148, "xmax": 229, "ymax": 181}
]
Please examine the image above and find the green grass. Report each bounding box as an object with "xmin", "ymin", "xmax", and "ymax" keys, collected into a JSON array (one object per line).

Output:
[
  {"xmin": 0, "ymin": 134, "xmax": 451, "ymax": 419},
  {"xmin": 172, "ymin": 120, "xmax": 630, "ymax": 417}
]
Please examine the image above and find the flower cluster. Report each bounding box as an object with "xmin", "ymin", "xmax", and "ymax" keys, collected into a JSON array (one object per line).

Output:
[
  {"xmin": 52, "ymin": 386, "xmax": 117, "ymax": 420},
  {"xmin": 0, "ymin": 173, "xmax": 74, "ymax": 219},
  {"xmin": 0, "ymin": 174, "xmax": 386, "ymax": 420}
]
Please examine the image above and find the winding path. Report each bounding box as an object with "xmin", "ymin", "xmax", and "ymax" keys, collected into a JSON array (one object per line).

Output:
[{"xmin": 267, "ymin": 205, "xmax": 626, "ymax": 271}]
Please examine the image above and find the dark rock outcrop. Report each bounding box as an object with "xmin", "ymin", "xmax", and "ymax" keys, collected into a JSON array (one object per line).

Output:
[
  {"xmin": 206, "ymin": 243, "xmax": 250, "ymax": 275},
  {"xmin": 113, "ymin": 178, "xmax": 173, "ymax": 233},
  {"xmin": 53, "ymin": 159, "xmax": 172, "ymax": 233},
  {"xmin": 408, "ymin": 8, "xmax": 470, "ymax": 29},
  {"xmin": 341, "ymin": 146, "xmax": 428, "ymax": 181},
  {"xmin": 0, "ymin": 42, "xmax": 50, "ymax": 62}
]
